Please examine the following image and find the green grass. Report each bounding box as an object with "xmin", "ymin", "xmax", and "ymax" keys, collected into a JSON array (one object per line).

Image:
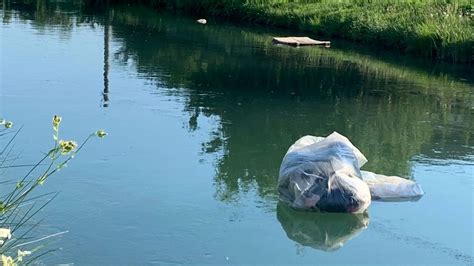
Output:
[{"xmin": 103, "ymin": 0, "xmax": 474, "ymax": 63}]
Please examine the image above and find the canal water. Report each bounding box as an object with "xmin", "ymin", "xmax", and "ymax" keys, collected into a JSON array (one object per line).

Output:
[{"xmin": 1, "ymin": 2, "xmax": 473, "ymax": 265}]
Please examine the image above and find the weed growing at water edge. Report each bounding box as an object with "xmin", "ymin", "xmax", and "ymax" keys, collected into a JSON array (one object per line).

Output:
[{"xmin": 0, "ymin": 116, "xmax": 107, "ymax": 264}]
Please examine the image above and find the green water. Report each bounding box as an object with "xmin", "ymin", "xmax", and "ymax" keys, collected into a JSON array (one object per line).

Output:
[{"xmin": 1, "ymin": 2, "xmax": 473, "ymax": 265}]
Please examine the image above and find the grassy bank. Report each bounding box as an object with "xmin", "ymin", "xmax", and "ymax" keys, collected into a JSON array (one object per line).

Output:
[{"xmin": 99, "ymin": 0, "xmax": 473, "ymax": 63}]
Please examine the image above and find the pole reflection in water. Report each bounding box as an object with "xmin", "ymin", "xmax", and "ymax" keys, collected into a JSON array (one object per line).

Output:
[
  {"xmin": 276, "ymin": 203, "xmax": 369, "ymax": 252},
  {"xmin": 102, "ymin": 21, "xmax": 110, "ymax": 107}
]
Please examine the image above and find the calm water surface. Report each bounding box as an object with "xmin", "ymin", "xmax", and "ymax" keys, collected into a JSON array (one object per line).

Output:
[{"xmin": 1, "ymin": 2, "xmax": 473, "ymax": 265}]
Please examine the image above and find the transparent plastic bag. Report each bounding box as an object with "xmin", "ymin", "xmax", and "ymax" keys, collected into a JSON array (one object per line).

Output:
[
  {"xmin": 278, "ymin": 132, "xmax": 371, "ymax": 213},
  {"xmin": 360, "ymin": 171, "xmax": 424, "ymax": 201}
]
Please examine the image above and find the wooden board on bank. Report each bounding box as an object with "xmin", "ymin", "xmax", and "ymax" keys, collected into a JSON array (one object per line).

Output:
[{"xmin": 272, "ymin": 37, "xmax": 330, "ymax": 47}]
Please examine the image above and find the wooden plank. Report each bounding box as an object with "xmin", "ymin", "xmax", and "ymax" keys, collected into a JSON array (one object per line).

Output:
[{"xmin": 272, "ymin": 37, "xmax": 330, "ymax": 47}]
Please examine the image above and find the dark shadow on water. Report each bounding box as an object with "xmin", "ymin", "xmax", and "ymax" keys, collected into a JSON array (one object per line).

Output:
[{"xmin": 276, "ymin": 203, "xmax": 369, "ymax": 252}]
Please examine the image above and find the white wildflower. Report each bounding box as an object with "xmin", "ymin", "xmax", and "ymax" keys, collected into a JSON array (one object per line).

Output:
[
  {"xmin": 0, "ymin": 228, "xmax": 11, "ymax": 240},
  {"xmin": 1, "ymin": 255, "xmax": 14, "ymax": 266},
  {"xmin": 17, "ymin": 249, "xmax": 32, "ymax": 262}
]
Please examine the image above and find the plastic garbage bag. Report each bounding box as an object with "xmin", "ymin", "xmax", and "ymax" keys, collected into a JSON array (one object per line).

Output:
[
  {"xmin": 360, "ymin": 171, "xmax": 424, "ymax": 201},
  {"xmin": 278, "ymin": 132, "xmax": 371, "ymax": 213},
  {"xmin": 277, "ymin": 203, "xmax": 369, "ymax": 251},
  {"xmin": 278, "ymin": 132, "xmax": 425, "ymax": 211}
]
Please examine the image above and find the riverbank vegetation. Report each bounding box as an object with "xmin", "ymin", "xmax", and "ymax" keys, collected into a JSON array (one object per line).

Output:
[{"xmin": 97, "ymin": 0, "xmax": 473, "ymax": 63}]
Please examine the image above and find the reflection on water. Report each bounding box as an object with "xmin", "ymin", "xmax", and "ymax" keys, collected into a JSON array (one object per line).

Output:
[
  {"xmin": 102, "ymin": 22, "xmax": 110, "ymax": 107},
  {"xmin": 277, "ymin": 204, "xmax": 369, "ymax": 251},
  {"xmin": 1, "ymin": 1, "xmax": 473, "ymax": 264}
]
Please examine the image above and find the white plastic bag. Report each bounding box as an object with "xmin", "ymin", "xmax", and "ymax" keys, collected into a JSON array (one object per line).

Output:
[
  {"xmin": 360, "ymin": 171, "xmax": 424, "ymax": 201},
  {"xmin": 278, "ymin": 132, "xmax": 371, "ymax": 213},
  {"xmin": 278, "ymin": 132, "xmax": 425, "ymax": 212}
]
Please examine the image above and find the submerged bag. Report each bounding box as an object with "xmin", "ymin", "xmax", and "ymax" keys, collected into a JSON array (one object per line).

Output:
[{"xmin": 278, "ymin": 132, "xmax": 371, "ymax": 213}]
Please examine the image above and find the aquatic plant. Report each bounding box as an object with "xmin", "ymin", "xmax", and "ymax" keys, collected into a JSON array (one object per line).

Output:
[{"xmin": 0, "ymin": 116, "xmax": 106, "ymax": 264}]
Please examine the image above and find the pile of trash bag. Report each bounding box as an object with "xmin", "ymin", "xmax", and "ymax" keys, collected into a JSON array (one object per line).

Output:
[{"xmin": 278, "ymin": 132, "xmax": 424, "ymax": 213}]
